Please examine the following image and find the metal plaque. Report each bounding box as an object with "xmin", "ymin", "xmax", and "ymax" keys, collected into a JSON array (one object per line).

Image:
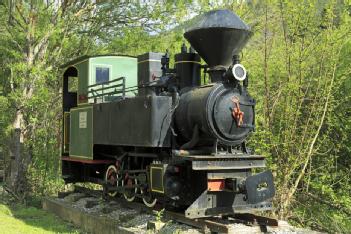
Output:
[{"xmin": 79, "ymin": 111, "xmax": 87, "ymax": 128}]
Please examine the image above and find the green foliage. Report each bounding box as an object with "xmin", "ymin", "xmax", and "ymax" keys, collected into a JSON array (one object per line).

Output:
[
  {"xmin": 106, "ymin": 18, "xmax": 195, "ymax": 60},
  {"xmin": 293, "ymin": 198, "xmax": 351, "ymax": 232},
  {"xmin": 0, "ymin": 204, "xmax": 12, "ymax": 216},
  {"xmin": 155, "ymin": 208, "xmax": 165, "ymax": 222},
  {"xmin": 227, "ymin": 0, "xmax": 351, "ymax": 231}
]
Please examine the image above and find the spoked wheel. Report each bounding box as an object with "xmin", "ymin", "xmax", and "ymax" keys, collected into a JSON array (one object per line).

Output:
[
  {"xmin": 141, "ymin": 185, "xmax": 157, "ymax": 208},
  {"xmin": 105, "ymin": 165, "xmax": 120, "ymax": 197},
  {"xmin": 122, "ymin": 176, "xmax": 138, "ymax": 202}
]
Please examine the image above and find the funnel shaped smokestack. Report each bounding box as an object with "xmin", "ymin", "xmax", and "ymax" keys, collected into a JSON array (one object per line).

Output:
[{"xmin": 184, "ymin": 10, "xmax": 251, "ymax": 67}]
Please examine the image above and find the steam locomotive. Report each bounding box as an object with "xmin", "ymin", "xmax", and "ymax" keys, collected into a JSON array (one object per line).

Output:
[{"xmin": 61, "ymin": 9, "xmax": 275, "ymax": 218}]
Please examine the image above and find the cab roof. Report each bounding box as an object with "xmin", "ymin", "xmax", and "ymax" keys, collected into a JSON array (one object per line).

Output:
[{"xmin": 60, "ymin": 54, "xmax": 136, "ymax": 69}]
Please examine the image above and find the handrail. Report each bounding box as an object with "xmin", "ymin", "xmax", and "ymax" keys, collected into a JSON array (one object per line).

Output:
[
  {"xmin": 88, "ymin": 83, "xmax": 124, "ymax": 94},
  {"xmin": 87, "ymin": 76, "xmax": 125, "ymax": 89},
  {"xmin": 88, "ymin": 90, "xmax": 125, "ymax": 99},
  {"xmin": 87, "ymin": 76, "xmax": 126, "ymax": 101}
]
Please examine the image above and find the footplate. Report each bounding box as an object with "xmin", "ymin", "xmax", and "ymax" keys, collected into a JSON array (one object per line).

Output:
[{"xmin": 174, "ymin": 154, "xmax": 267, "ymax": 170}]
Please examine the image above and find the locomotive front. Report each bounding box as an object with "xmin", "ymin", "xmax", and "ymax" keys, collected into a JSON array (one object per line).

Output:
[
  {"xmin": 158, "ymin": 10, "xmax": 275, "ymax": 218},
  {"xmin": 175, "ymin": 10, "xmax": 255, "ymax": 148}
]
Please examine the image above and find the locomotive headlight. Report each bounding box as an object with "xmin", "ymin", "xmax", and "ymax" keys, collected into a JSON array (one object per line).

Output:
[{"xmin": 232, "ymin": 64, "xmax": 247, "ymax": 81}]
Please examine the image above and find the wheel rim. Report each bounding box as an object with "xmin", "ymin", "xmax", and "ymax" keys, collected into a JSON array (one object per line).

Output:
[
  {"xmin": 122, "ymin": 177, "xmax": 137, "ymax": 202},
  {"xmin": 141, "ymin": 186, "xmax": 157, "ymax": 207},
  {"xmin": 105, "ymin": 165, "xmax": 119, "ymax": 197}
]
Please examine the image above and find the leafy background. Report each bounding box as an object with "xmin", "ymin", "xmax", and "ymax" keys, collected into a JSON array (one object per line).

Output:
[{"xmin": 0, "ymin": 0, "xmax": 350, "ymax": 232}]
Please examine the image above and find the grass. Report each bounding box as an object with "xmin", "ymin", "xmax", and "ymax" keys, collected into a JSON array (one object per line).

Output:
[
  {"xmin": 0, "ymin": 184, "xmax": 81, "ymax": 234},
  {"xmin": 0, "ymin": 204, "xmax": 81, "ymax": 234}
]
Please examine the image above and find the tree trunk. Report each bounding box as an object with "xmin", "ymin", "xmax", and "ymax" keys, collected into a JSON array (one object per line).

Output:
[{"xmin": 8, "ymin": 109, "xmax": 28, "ymax": 199}]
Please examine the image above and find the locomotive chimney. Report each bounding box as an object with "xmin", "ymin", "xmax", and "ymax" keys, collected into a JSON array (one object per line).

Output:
[{"xmin": 184, "ymin": 10, "xmax": 251, "ymax": 82}]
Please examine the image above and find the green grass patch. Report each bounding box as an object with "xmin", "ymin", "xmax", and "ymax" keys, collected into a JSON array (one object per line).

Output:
[{"xmin": 0, "ymin": 203, "xmax": 80, "ymax": 234}]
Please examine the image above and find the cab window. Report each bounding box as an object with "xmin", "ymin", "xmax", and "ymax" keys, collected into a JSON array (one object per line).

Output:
[
  {"xmin": 68, "ymin": 76, "xmax": 78, "ymax": 93},
  {"xmin": 96, "ymin": 67, "xmax": 110, "ymax": 84}
]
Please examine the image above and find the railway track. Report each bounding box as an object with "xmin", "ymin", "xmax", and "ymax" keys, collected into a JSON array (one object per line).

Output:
[{"xmin": 56, "ymin": 185, "xmax": 278, "ymax": 233}]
